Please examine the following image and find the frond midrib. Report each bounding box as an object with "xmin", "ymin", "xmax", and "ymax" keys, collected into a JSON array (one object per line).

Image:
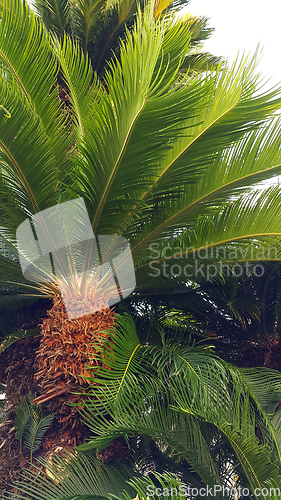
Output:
[
  {"xmin": 132, "ymin": 163, "xmax": 281, "ymax": 258},
  {"xmin": 91, "ymin": 97, "xmax": 147, "ymax": 232}
]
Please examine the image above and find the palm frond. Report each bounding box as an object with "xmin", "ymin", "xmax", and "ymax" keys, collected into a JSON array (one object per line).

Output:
[
  {"xmin": 93, "ymin": 0, "xmax": 138, "ymax": 74},
  {"xmin": 181, "ymin": 52, "xmax": 223, "ymax": 73},
  {"xmin": 129, "ymin": 90, "xmax": 281, "ymax": 261},
  {"xmin": 74, "ymin": 315, "xmax": 281, "ymax": 495},
  {"xmin": 70, "ymin": 0, "xmax": 109, "ymax": 54},
  {"xmin": 32, "ymin": 0, "xmax": 71, "ymax": 37},
  {"xmin": 113, "ymin": 472, "xmax": 186, "ymax": 500},
  {"xmin": 54, "ymin": 496, "xmax": 108, "ymax": 500},
  {"xmin": 14, "ymin": 394, "xmax": 54, "ymax": 462},
  {"xmin": 52, "ymin": 33, "xmax": 96, "ymax": 142},
  {"xmin": 0, "ymin": 0, "xmax": 73, "ymax": 171},
  {"xmin": 239, "ymin": 368, "xmax": 281, "ymax": 410},
  {"xmin": 153, "ymin": 0, "xmax": 174, "ymax": 17},
  {"xmin": 23, "ymin": 410, "xmax": 54, "ymax": 462},
  {"xmin": 72, "ymin": 5, "xmax": 213, "ymax": 231},
  {"xmin": 0, "ymin": 79, "xmax": 58, "ymax": 218},
  {"xmin": 3, "ymin": 450, "xmax": 136, "ymax": 500},
  {"xmin": 14, "ymin": 395, "xmax": 32, "ymax": 455},
  {"xmin": 0, "ymin": 329, "xmax": 40, "ymax": 355}
]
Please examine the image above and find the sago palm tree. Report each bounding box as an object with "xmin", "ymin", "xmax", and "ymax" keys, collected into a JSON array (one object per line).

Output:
[{"xmin": 1, "ymin": 0, "xmax": 281, "ymax": 492}]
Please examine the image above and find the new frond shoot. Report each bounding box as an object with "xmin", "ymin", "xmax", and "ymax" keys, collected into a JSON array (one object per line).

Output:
[{"xmin": 15, "ymin": 392, "xmax": 54, "ymax": 462}]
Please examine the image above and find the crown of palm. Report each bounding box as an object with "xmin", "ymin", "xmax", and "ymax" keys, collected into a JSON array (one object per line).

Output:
[{"xmin": 0, "ymin": 0, "xmax": 281, "ymax": 317}]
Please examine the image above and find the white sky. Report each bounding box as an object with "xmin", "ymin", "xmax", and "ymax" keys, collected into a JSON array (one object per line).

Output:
[
  {"xmin": 186, "ymin": 0, "xmax": 281, "ymax": 92},
  {"xmin": 186, "ymin": 1, "xmax": 281, "ymax": 189}
]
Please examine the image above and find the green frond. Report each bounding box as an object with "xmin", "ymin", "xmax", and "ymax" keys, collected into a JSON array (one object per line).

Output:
[
  {"xmin": 176, "ymin": 14, "xmax": 224, "ymax": 73},
  {"xmin": 150, "ymin": 14, "xmax": 192, "ymax": 88},
  {"xmin": 52, "ymin": 33, "xmax": 96, "ymax": 141},
  {"xmin": 81, "ymin": 314, "xmax": 155, "ymax": 411},
  {"xmin": 23, "ymin": 410, "xmax": 54, "ymax": 462},
  {"xmin": 15, "ymin": 395, "xmax": 32, "ymax": 455},
  {"xmin": 93, "ymin": 0, "xmax": 138, "ymax": 74},
  {"xmin": 14, "ymin": 393, "xmax": 54, "ymax": 462},
  {"xmin": 113, "ymin": 472, "xmax": 187, "ymax": 500},
  {"xmin": 133, "ymin": 185, "xmax": 281, "ymax": 289},
  {"xmin": 0, "ymin": 78, "xmax": 60, "ymax": 217},
  {"xmin": 32, "ymin": 0, "xmax": 71, "ymax": 37},
  {"xmin": 75, "ymin": 316, "xmax": 281, "ymax": 495},
  {"xmin": 180, "ymin": 52, "xmax": 223, "ymax": 73},
  {"xmin": 72, "ymin": 6, "xmax": 214, "ymax": 231},
  {"xmin": 184, "ymin": 13, "xmax": 215, "ymax": 47},
  {"xmin": 128, "ymin": 71, "xmax": 281, "ymax": 259},
  {"xmin": 239, "ymin": 368, "xmax": 281, "ymax": 410},
  {"xmin": 55, "ymin": 497, "xmax": 108, "ymax": 500},
  {"xmin": 0, "ymin": 0, "xmax": 73, "ymax": 171},
  {"xmin": 71, "ymin": 0, "xmax": 110, "ymax": 55},
  {"xmin": 0, "ymin": 329, "xmax": 40, "ymax": 355},
  {"xmin": 3, "ymin": 450, "xmax": 136, "ymax": 500}
]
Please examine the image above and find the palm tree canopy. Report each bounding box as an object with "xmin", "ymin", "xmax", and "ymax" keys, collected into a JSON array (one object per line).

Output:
[{"xmin": 0, "ymin": 0, "xmax": 281, "ymax": 313}]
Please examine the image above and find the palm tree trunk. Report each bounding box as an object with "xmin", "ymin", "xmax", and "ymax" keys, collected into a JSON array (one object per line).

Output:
[{"xmin": 0, "ymin": 297, "xmax": 116, "ymax": 492}]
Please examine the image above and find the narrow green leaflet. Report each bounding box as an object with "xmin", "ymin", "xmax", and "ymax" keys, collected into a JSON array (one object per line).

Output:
[{"xmin": 0, "ymin": 329, "xmax": 40, "ymax": 355}]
